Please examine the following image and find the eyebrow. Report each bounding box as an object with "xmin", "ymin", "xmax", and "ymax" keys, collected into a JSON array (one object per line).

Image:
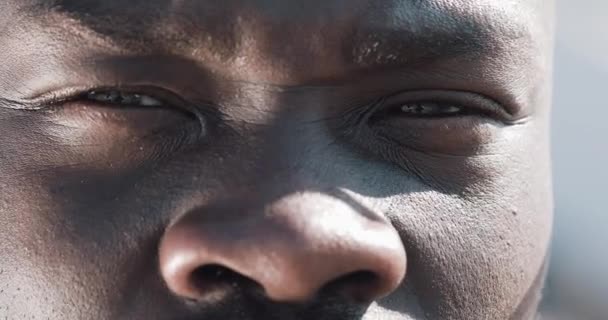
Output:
[
  {"xmin": 348, "ymin": 23, "xmax": 490, "ymax": 71},
  {"xmin": 25, "ymin": 0, "xmax": 525, "ymax": 74},
  {"xmin": 348, "ymin": 0, "xmax": 533, "ymax": 70},
  {"xmin": 27, "ymin": 0, "xmax": 237, "ymax": 51}
]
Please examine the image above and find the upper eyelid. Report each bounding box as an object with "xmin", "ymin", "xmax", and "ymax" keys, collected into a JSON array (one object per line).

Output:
[
  {"xmin": 0, "ymin": 86, "xmax": 102, "ymax": 111},
  {"xmin": 0, "ymin": 92, "xmax": 78, "ymax": 111},
  {"xmin": 13, "ymin": 85, "xmax": 196, "ymax": 111}
]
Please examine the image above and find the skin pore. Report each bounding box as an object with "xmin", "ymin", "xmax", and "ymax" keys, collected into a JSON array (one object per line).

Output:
[{"xmin": 0, "ymin": 0, "xmax": 554, "ymax": 319}]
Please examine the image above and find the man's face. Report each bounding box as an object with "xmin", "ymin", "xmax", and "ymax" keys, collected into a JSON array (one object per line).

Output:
[{"xmin": 0, "ymin": 0, "xmax": 554, "ymax": 319}]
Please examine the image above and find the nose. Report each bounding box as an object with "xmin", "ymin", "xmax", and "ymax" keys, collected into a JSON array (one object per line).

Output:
[{"xmin": 159, "ymin": 192, "xmax": 406, "ymax": 303}]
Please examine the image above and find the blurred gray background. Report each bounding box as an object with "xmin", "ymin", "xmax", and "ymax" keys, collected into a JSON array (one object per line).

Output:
[{"xmin": 544, "ymin": 0, "xmax": 608, "ymax": 319}]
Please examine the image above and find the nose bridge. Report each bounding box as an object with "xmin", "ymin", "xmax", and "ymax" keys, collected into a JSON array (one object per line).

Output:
[
  {"xmin": 250, "ymin": 113, "xmax": 345, "ymax": 188},
  {"xmin": 158, "ymin": 94, "xmax": 407, "ymax": 303}
]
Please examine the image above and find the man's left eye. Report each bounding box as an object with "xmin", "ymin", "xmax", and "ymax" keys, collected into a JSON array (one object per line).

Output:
[
  {"xmin": 86, "ymin": 90, "xmax": 164, "ymax": 107},
  {"xmin": 350, "ymin": 90, "xmax": 515, "ymax": 160},
  {"xmin": 398, "ymin": 102, "xmax": 464, "ymax": 117}
]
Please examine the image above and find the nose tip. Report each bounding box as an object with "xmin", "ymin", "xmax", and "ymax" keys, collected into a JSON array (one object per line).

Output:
[{"xmin": 159, "ymin": 195, "xmax": 406, "ymax": 303}]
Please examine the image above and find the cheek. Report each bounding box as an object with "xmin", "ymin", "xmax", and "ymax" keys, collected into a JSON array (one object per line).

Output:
[
  {"xmin": 381, "ymin": 151, "xmax": 552, "ymax": 318},
  {"xmin": 0, "ymin": 161, "xmax": 168, "ymax": 318},
  {"xmin": 0, "ymin": 112, "xmax": 168, "ymax": 316},
  {"xmin": 0, "ymin": 170, "xmax": 104, "ymax": 317}
]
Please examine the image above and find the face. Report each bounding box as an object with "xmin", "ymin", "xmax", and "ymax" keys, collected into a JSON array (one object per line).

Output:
[{"xmin": 0, "ymin": 0, "xmax": 554, "ymax": 319}]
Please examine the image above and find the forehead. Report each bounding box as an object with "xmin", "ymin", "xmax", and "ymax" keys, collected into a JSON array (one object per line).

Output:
[
  {"xmin": 14, "ymin": 1, "xmax": 542, "ymax": 60},
  {"xmin": 1, "ymin": 0, "xmax": 550, "ymax": 92}
]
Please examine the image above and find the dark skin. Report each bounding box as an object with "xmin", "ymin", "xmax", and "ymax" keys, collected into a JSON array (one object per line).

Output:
[{"xmin": 0, "ymin": 0, "xmax": 554, "ymax": 319}]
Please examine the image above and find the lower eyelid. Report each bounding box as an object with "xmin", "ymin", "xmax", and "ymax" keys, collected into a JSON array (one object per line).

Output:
[
  {"xmin": 372, "ymin": 113, "xmax": 503, "ymax": 131},
  {"xmin": 51, "ymin": 100, "xmax": 199, "ymax": 130},
  {"xmin": 368, "ymin": 117, "xmax": 501, "ymax": 155}
]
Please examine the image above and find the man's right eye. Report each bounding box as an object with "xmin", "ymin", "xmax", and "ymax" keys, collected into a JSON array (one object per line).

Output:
[
  {"xmin": 40, "ymin": 86, "xmax": 207, "ymax": 146},
  {"xmin": 85, "ymin": 90, "xmax": 164, "ymax": 108}
]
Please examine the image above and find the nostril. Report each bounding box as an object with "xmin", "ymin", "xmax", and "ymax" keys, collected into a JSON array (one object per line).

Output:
[
  {"xmin": 188, "ymin": 265, "xmax": 263, "ymax": 300},
  {"xmin": 191, "ymin": 265, "xmax": 235, "ymax": 285},
  {"xmin": 322, "ymin": 271, "xmax": 381, "ymax": 303}
]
